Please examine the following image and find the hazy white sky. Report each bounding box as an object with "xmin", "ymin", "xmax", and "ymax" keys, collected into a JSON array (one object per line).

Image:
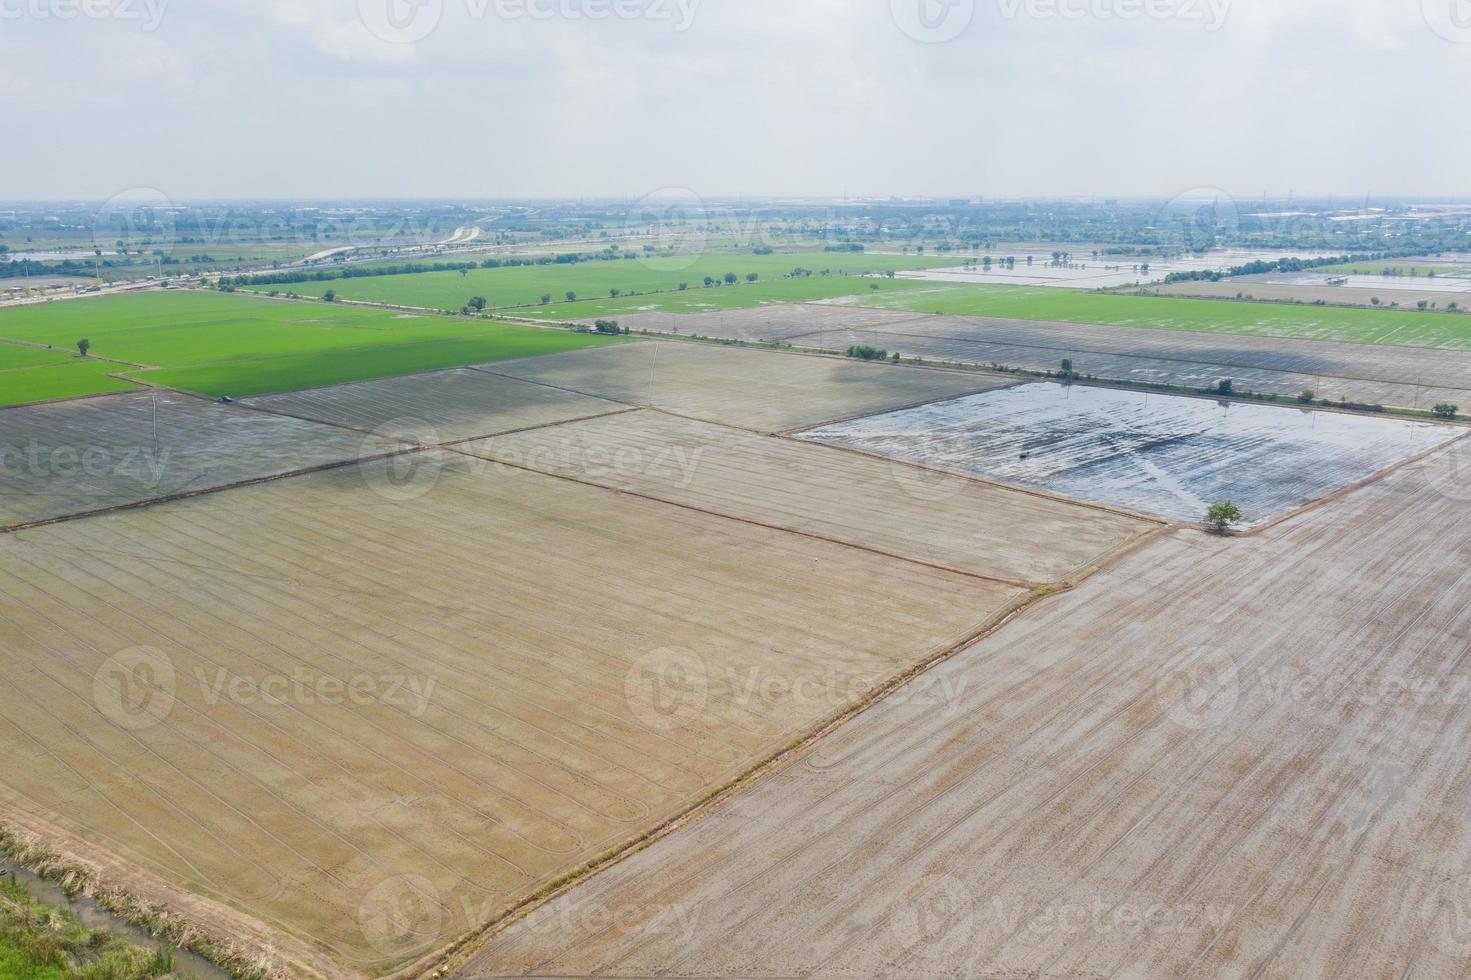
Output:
[{"xmin": 2, "ymin": 0, "xmax": 1468, "ymax": 201}]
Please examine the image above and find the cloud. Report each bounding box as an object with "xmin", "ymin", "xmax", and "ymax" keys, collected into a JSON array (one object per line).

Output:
[{"xmin": 1, "ymin": 0, "xmax": 1467, "ymax": 199}]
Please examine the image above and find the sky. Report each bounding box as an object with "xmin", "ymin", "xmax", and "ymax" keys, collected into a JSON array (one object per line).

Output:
[{"xmin": 2, "ymin": 0, "xmax": 1469, "ymax": 201}]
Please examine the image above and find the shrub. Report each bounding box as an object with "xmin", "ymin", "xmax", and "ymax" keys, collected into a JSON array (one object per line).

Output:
[
  {"xmin": 593, "ymin": 320, "xmax": 621, "ymax": 335},
  {"xmin": 1204, "ymin": 501, "xmax": 1242, "ymax": 535},
  {"xmin": 1298, "ymin": 389, "xmax": 1315, "ymax": 404},
  {"xmin": 1433, "ymin": 403, "xmax": 1459, "ymax": 419},
  {"xmin": 845, "ymin": 345, "xmax": 888, "ymax": 361}
]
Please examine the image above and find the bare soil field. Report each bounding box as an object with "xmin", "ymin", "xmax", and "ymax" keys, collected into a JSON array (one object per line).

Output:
[
  {"xmin": 0, "ymin": 451, "xmax": 1021, "ymax": 977},
  {"xmin": 240, "ymin": 367, "xmax": 628, "ymax": 443},
  {"xmin": 0, "ymin": 391, "xmax": 373, "ymax": 528},
  {"xmin": 458, "ymin": 409, "xmax": 1155, "ymax": 585},
  {"xmin": 460, "ymin": 436, "xmax": 1471, "ymax": 979},
  {"xmin": 640, "ymin": 305, "xmax": 1471, "ymax": 410},
  {"xmin": 483, "ymin": 342, "xmax": 1012, "ymax": 433}
]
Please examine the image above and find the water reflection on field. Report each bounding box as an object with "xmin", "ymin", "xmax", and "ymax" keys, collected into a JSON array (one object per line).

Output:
[{"xmin": 800, "ymin": 382, "xmax": 1460, "ymax": 525}]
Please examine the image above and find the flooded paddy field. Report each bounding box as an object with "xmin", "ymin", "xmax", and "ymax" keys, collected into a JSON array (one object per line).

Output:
[{"xmin": 800, "ymin": 382, "xmax": 1459, "ymax": 525}]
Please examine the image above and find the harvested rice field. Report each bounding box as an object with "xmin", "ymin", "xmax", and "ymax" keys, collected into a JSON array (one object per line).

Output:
[
  {"xmin": 802, "ymin": 382, "xmax": 1460, "ymax": 525},
  {"xmin": 461, "ymin": 439, "xmax": 1471, "ymax": 980},
  {"xmin": 0, "ymin": 391, "xmax": 376, "ymax": 528},
  {"xmin": 459, "ymin": 409, "xmax": 1156, "ymax": 585},
  {"xmin": 483, "ymin": 341, "xmax": 1011, "ymax": 433},
  {"xmin": 240, "ymin": 367, "xmax": 628, "ymax": 443},
  {"xmin": 637, "ymin": 304, "xmax": 1471, "ymax": 410},
  {"xmin": 0, "ymin": 451, "xmax": 1021, "ymax": 977}
]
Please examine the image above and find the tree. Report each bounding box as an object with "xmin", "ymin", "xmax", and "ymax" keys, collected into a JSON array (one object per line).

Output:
[
  {"xmin": 77, "ymin": 338, "xmax": 91, "ymax": 357},
  {"xmin": 1216, "ymin": 378, "xmax": 1233, "ymax": 396},
  {"xmin": 1060, "ymin": 358, "xmax": 1073, "ymax": 376},
  {"xmin": 609, "ymin": 288, "xmax": 620, "ymax": 298},
  {"xmin": 1298, "ymin": 389, "xmax": 1316, "ymax": 404},
  {"xmin": 593, "ymin": 319, "xmax": 621, "ymax": 335},
  {"xmin": 1204, "ymin": 502, "xmax": 1242, "ymax": 535},
  {"xmin": 746, "ymin": 272, "xmax": 758, "ymax": 282},
  {"xmin": 566, "ymin": 291, "xmax": 576, "ymax": 302},
  {"xmin": 467, "ymin": 296, "xmax": 487, "ymax": 312},
  {"xmin": 703, "ymin": 276, "xmax": 715, "ymax": 287},
  {"xmin": 1434, "ymin": 403, "xmax": 1459, "ymax": 419},
  {"xmin": 540, "ymin": 293, "xmax": 552, "ymax": 305},
  {"xmin": 678, "ymin": 282, "xmax": 688, "ymax": 290},
  {"xmin": 323, "ymin": 289, "xmax": 336, "ymax": 303},
  {"xmin": 724, "ymin": 273, "xmax": 737, "ymax": 285}
]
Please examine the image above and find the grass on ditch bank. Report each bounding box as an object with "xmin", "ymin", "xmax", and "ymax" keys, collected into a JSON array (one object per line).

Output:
[{"xmin": 0, "ymin": 874, "xmax": 175, "ymax": 980}]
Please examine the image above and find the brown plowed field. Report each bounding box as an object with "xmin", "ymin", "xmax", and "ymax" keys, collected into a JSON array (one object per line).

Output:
[
  {"xmin": 458, "ymin": 409, "xmax": 1156, "ymax": 585},
  {"xmin": 461, "ymin": 438, "xmax": 1471, "ymax": 979}
]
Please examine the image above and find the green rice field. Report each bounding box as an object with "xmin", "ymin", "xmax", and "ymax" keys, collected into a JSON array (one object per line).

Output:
[
  {"xmin": 260, "ymin": 251, "xmax": 959, "ymax": 311},
  {"xmin": 0, "ymin": 291, "xmax": 618, "ymax": 404}
]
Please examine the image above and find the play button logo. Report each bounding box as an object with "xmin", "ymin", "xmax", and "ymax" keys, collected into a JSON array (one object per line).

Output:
[{"xmin": 891, "ymin": 0, "xmax": 975, "ymax": 42}]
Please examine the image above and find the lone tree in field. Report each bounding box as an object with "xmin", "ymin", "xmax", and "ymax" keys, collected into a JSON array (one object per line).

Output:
[
  {"xmin": 323, "ymin": 289, "xmax": 336, "ymax": 303},
  {"xmin": 1060, "ymin": 358, "xmax": 1074, "ymax": 377},
  {"xmin": 1216, "ymin": 378, "xmax": 1233, "ymax": 396},
  {"xmin": 1204, "ymin": 502, "xmax": 1243, "ymax": 536},
  {"xmin": 466, "ymin": 296, "xmax": 487, "ymax": 312},
  {"xmin": 565, "ymin": 291, "xmax": 576, "ymax": 302},
  {"xmin": 1434, "ymin": 403, "xmax": 1459, "ymax": 419},
  {"xmin": 77, "ymin": 338, "xmax": 91, "ymax": 358}
]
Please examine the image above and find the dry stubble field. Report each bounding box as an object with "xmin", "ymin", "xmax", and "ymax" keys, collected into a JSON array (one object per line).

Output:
[
  {"xmin": 603, "ymin": 304, "xmax": 1471, "ymax": 410},
  {"xmin": 0, "ymin": 342, "xmax": 1152, "ymax": 978},
  {"xmin": 0, "ymin": 392, "xmax": 377, "ymax": 528},
  {"xmin": 463, "ymin": 435, "xmax": 1471, "ymax": 979},
  {"xmin": 0, "ymin": 453, "xmax": 1022, "ymax": 976}
]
